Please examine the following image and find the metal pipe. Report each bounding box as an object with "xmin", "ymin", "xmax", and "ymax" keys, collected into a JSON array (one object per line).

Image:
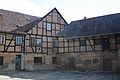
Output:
[{"xmin": 23, "ymin": 33, "xmax": 26, "ymax": 70}]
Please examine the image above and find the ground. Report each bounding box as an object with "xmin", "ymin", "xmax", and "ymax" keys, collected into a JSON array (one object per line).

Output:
[{"xmin": 0, "ymin": 71, "xmax": 120, "ymax": 80}]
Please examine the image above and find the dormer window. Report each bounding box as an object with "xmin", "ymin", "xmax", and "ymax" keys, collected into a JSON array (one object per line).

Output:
[
  {"xmin": 0, "ymin": 13, "xmax": 2, "ymax": 16},
  {"xmin": 16, "ymin": 24, "xmax": 21, "ymax": 27},
  {"xmin": 26, "ymin": 18, "xmax": 30, "ymax": 21},
  {"xmin": 108, "ymin": 20, "xmax": 112, "ymax": 23}
]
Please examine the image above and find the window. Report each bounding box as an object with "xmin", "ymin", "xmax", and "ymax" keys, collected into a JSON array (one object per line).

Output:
[
  {"xmin": 102, "ymin": 38, "xmax": 110, "ymax": 50},
  {"xmin": 37, "ymin": 39, "xmax": 41, "ymax": 45},
  {"xmin": 80, "ymin": 40, "xmax": 86, "ymax": 46},
  {"xmin": 47, "ymin": 23, "xmax": 52, "ymax": 30},
  {"xmin": 0, "ymin": 36, "xmax": 4, "ymax": 44},
  {"xmin": 52, "ymin": 57, "xmax": 57, "ymax": 64},
  {"xmin": 34, "ymin": 57, "xmax": 42, "ymax": 65},
  {"xmin": 93, "ymin": 59, "xmax": 98, "ymax": 64},
  {"xmin": 0, "ymin": 57, "xmax": 3, "ymax": 65},
  {"xmin": 94, "ymin": 39, "xmax": 101, "ymax": 45},
  {"xmin": 85, "ymin": 59, "xmax": 91, "ymax": 66},
  {"xmin": 117, "ymin": 36, "xmax": 120, "ymax": 44},
  {"xmin": 30, "ymin": 37, "xmax": 41, "ymax": 46},
  {"xmin": 53, "ymin": 40, "xmax": 59, "ymax": 48},
  {"xmin": 16, "ymin": 36, "xmax": 22, "ymax": 45}
]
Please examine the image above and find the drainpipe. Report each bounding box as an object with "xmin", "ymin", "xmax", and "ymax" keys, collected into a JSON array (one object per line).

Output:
[
  {"xmin": 23, "ymin": 33, "xmax": 26, "ymax": 70},
  {"xmin": 118, "ymin": 46, "xmax": 120, "ymax": 71}
]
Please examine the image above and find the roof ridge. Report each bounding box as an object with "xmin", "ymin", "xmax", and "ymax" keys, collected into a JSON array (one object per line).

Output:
[
  {"xmin": 72, "ymin": 13, "xmax": 120, "ymax": 23},
  {"xmin": 0, "ymin": 8, "xmax": 39, "ymax": 18}
]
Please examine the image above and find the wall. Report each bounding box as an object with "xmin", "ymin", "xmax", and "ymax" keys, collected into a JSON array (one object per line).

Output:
[
  {"xmin": 0, "ymin": 52, "xmax": 16, "ymax": 71},
  {"xmin": 25, "ymin": 54, "xmax": 57, "ymax": 71},
  {"xmin": 57, "ymin": 51, "xmax": 119, "ymax": 71},
  {"xmin": 56, "ymin": 34, "xmax": 120, "ymax": 71}
]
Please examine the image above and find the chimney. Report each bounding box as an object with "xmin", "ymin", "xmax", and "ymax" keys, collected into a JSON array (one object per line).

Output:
[{"xmin": 84, "ymin": 17, "xmax": 86, "ymax": 19}]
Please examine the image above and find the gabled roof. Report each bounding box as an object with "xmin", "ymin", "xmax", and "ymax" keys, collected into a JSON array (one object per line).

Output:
[
  {"xmin": 13, "ymin": 8, "xmax": 68, "ymax": 33},
  {"xmin": 56, "ymin": 13, "xmax": 120, "ymax": 39},
  {"xmin": 0, "ymin": 9, "xmax": 39, "ymax": 32}
]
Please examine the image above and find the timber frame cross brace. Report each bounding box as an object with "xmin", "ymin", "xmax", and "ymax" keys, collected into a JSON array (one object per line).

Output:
[
  {"xmin": 5, "ymin": 35, "xmax": 15, "ymax": 52},
  {"xmin": 87, "ymin": 37, "xmax": 95, "ymax": 51}
]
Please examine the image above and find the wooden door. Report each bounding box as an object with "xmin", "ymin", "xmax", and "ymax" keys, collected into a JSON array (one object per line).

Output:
[
  {"xmin": 103, "ymin": 59, "xmax": 112, "ymax": 71},
  {"xmin": 69, "ymin": 57, "xmax": 76, "ymax": 69},
  {"xmin": 102, "ymin": 38, "xmax": 110, "ymax": 50},
  {"xmin": 15, "ymin": 55, "xmax": 21, "ymax": 70}
]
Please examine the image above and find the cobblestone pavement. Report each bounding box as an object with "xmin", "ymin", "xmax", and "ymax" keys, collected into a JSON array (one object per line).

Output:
[{"xmin": 0, "ymin": 71, "xmax": 120, "ymax": 80}]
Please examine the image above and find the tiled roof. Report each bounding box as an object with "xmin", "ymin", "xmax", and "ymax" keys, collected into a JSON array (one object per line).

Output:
[
  {"xmin": 13, "ymin": 8, "xmax": 68, "ymax": 33},
  {"xmin": 57, "ymin": 13, "xmax": 120, "ymax": 38},
  {"xmin": 0, "ymin": 9, "xmax": 39, "ymax": 32},
  {"xmin": 13, "ymin": 18, "xmax": 41, "ymax": 32}
]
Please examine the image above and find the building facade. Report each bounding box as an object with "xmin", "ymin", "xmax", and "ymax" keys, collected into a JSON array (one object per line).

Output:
[
  {"xmin": 0, "ymin": 8, "xmax": 120, "ymax": 71},
  {"xmin": 0, "ymin": 8, "xmax": 67, "ymax": 70},
  {"xmin": 56, "ymin": 14, "xmax": 120, "ymax": 71}
]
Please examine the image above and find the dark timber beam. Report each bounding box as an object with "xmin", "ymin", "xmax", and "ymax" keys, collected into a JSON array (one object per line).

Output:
[
  {"xmin": 87, "ymin": 37, "xmax": 95, "ymax": 51},
  {"xmin": 5, "ymin": 35, "xmax": 14, "ymax": 51},
  {"xmin": 29, "ymin": 35, "xmax": 34, "ymax": 53}
]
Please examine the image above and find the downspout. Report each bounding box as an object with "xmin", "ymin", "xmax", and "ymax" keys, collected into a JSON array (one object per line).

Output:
[{"xmin": 23, "ymin": 33, "xmax": 26, "ymax": 70}]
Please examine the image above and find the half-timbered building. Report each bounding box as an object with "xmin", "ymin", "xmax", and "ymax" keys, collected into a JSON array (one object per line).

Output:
[
  {"xmin": 0, "ymin": 8, "xmax": 67, "ymax": 70},
  {"xmin": 56, "ymin": 13, "xmax": 120, "ymax": 71}
]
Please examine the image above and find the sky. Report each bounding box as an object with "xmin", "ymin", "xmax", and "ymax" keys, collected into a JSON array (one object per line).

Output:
[{"xmin": 0, "ymin": 0, "xmax": 120, "ymax": 23}]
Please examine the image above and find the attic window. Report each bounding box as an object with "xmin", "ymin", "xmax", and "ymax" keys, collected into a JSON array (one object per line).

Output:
[
  {"xmin": 16, "ymin": 24, "xmax": 21, "ymax": 27},
  {"xmin": 78, "ymin": 25, "xmax": 82, "ymax": 28},
  {"xmin": 0, "ymin": 13, "xmax": 2, "ymax": 16},
  {"xmin": 26, "ymin": 18, "xmax": 30, "ymax": 21}
]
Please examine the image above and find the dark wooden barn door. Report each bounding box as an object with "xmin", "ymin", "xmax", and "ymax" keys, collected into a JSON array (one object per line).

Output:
[
  {"xmin": 103, "ymin": 59, "xmax": 112, "ymax": 71},
  {"xmin": 69, "ymin": 57, "xmax": 76, "ymax": 69},
  {"xmin": 102, "ymin": 38, "xmax": 110, "ymax": 50},
  {"xmin": 15, "ymin": 55, "xmax": 21, "ymax": 70}
]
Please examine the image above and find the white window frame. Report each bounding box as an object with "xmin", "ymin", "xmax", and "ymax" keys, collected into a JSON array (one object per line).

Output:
[
  {"xmin": 0, "ymin": 35, "xmax": 5, "ymax": 44},
  {"xmin": 0, "ymin": 36, "xmax": 2, "ymax": 44},
  {"xmin": 16, "ymin": 36, "xmax": 22, "ymax": 45}
]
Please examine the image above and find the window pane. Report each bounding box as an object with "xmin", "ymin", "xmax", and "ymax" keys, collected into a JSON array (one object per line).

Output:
[
  {"xmin": 94, "ymin": 39, "xmax": 101, "ymax": 45},
  {"xmin": 0, "ymin": 36, "xmax": 4, "ymax": 44},
  {"xmin": 37, "ymin": 39, "xmax": 41, "ymax": 44},
  {"xmin": 52, "ymin": 57, "xmax": 57, "ymax": 64},
  {"xmin": 16, "ymin": 37, "xmax": 22, "ymax": 45},
  {"xmin": 34, "ymin": 57, "xmax": 42, "ymax": 65},
  {"xmin": 0, "ymin": 36, "xmax": 2, "ymax": 44},
  {"xmin": 47, "ymin": 23, "xmax": 52, "ymax": 30},
  {"xmin": 117, "ymin": 37, "xmax": 120, "ymax": 44},
  {"xmin": 30, "ymin": 37, "xmax": 42, "ymax": 46},
  {"xmin": 80, "ymin": 40, "xmax": 86, "ymax": 46}
]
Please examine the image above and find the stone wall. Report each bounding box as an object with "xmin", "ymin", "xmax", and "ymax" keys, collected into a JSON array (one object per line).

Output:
[
  {"xmin": 25, "ymin": 54, "xmax": 58, "ymax": 71},
  {"xmin": 57, "ymin": 51, "xmax": 119, "ymax": 71}
]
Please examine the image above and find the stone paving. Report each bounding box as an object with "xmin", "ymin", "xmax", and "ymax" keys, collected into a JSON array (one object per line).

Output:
[{"xmin": 0, "ymin": 71, "xmax": 119, "ymax": 80}]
